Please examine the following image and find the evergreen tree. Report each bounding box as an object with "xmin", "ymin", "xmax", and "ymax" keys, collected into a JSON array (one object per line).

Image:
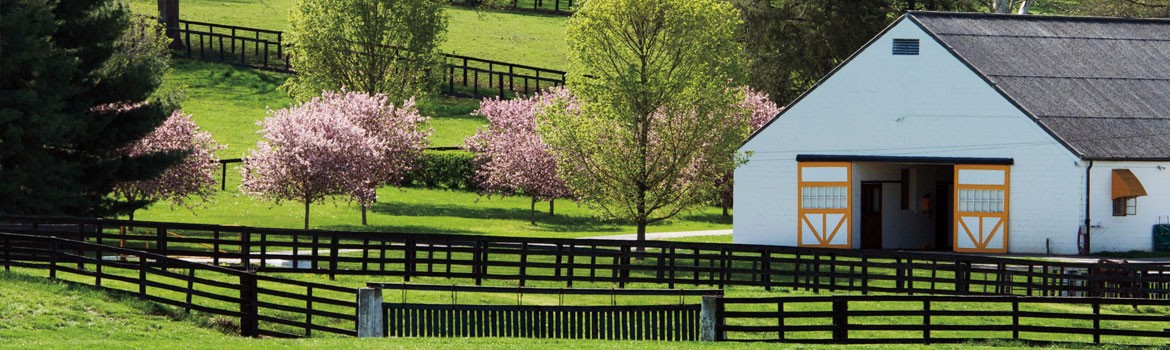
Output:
[{"xmin": 0, "ymin": 0, "xmax": 175, "ymax": 216}]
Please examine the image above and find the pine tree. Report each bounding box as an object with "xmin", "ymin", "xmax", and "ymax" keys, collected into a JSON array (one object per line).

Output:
[{"xmin": 0, "ymin": 0, "xmax": 175, "ymax": 216}]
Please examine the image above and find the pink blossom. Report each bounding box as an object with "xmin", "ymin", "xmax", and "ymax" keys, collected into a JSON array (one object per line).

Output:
[
  {"xmin": 113, "ymin": 110, "xmax": 223, "ymax": 218},
  {"xmin": 241, "ymin": 90, "xmax": 430, "ymax": 228},
  {"xmin": 466, "ymin": 88, "xmax": 574, "ymax": 223}
]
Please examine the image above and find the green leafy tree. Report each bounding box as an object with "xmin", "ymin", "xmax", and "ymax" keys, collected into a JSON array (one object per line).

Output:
[
  {"xmin": 0, "ymin": 0, "xmax": 176, "ymax": 216},
  {"xmin": 733, "ymin": 0, "xmax": 980, "ymax": 104},
  {"xmin": 1071, "ymin": 0, "xmax": 1170, "ymax": 17},
  {"xmin": 285, "ymin": 0, "xmax": 448, "ymax": 102},
  {"xmin": 538, "ymin": 0, "xmax": 750, "ymax": 248}
]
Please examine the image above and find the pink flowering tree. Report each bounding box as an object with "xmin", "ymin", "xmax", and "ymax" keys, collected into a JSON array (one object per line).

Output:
[
  {"xmin": 113, "ymin": 110, "xmax": 223, "ymax": 220},
  {"xmin": 466, "ymin": 88, "xmax": 574, "ymax": 225},
  {"xmin": 717, "ymin": 87, "xmax": 782, "ymax": 216},
  {"xmin": 316, "ymin": 90, "xmax": 430, "ymax": 224},
  {"xmin": 241, "ymin": 91, "xmax": 429, "ymax": 229}
]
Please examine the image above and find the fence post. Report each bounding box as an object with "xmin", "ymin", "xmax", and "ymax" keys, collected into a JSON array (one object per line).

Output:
[
  {"xmin": 357, "ymin": 287, "xmax": 385, "ymax": 337},
  {"xmin": 1092, "ymin": 299, "xmax": 1101, "ymax": 344},
  {"xmin": 832, "ymin": 297, "xmax": 848, "ymax": 341},
  {"xmin": 700, "ymin": 295, "xmax": 720, "ymax": 341},
  {"xmin": 239, "ymin": 273, "xmax": 259, "ymax": 337},
  {"xmin": 329, "ymin": 233, "xmax": 339, "ymax": 281},
  {"xmin": 221, "ymin": 161, "xmax": 228, "ymax": 191},
  {"xmin": 240, "ymin": 229, "xmax": 252, "ymax": 269}
]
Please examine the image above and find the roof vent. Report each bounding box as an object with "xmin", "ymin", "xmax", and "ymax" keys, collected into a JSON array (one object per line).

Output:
[{"xmin": 892, "ymin": 38, "xmax": 919, "ymax": 55}]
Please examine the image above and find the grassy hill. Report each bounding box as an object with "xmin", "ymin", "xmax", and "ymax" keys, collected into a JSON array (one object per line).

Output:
[{"xmin": 126, "ymin": 0, "xmax": 570, "ymax": 71}]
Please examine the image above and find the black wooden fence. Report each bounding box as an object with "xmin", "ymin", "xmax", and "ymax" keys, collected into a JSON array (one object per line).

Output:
[
  {"xmin": 168, "ymin": 19, "xmax": 565, "ymax": 98},
  {"xmin": 714, "ymin": 294, "xmax": 1170, "ymax": 345},
  {"xmin": 449, "ymin": 0, "xmax": 578, "ymax": 15},
  {"xmin": 369, "ymin": 283, "xmax": 717, "ymax": 340},
  {"xmin": 0, "ymin": 231, "xmax": 357, "ymax": 338},
  {"xmin": 4, "ymin": 215, "xmax": 1170, "ymax": 299}
]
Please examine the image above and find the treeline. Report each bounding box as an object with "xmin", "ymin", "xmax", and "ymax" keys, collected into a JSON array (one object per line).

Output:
[{"xmin": 734, "ymin": 0, "xmax": 1170, "ymax": 104}]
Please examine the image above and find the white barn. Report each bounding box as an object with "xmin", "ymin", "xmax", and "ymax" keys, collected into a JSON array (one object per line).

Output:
[{"xmin": 734, "ymin": 12, "xmax": 1170, "ymax": 254}]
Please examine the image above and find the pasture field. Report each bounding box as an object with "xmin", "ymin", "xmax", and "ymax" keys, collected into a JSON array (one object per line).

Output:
[
  {"xmin": 167, "ymin": 59, "xmax": 483, "ymax": 157},
  {"xmin": 2, "ymin": 270, "xmax": 1160, "ymax": 350},
  {"xmin": 141, "ymin": 61, "xmax": 728, "ymax": 238},
  {"xmin": 125, "ymin": 0, "xmax": 571, "ymax": 70}
]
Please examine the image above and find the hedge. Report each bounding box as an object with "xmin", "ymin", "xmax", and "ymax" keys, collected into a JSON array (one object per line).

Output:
[{"xmin": 404, "ymin": 149, "xmax": 478, "ymax": 191}]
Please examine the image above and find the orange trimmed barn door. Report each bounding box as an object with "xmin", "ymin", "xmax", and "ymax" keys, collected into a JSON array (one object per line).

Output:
[
  {"xmin": 953, "ymin": 165, "xmax": 1010, "ymax": 253},
  {"xmin": 798, "ymin": 162, "xmax": 852, "ymax": 249}
]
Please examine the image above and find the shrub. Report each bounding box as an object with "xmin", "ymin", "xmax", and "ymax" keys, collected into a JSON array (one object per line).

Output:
[{"xmin": 404, "ymin": 150, "xmax": 477, "ymax": 191}]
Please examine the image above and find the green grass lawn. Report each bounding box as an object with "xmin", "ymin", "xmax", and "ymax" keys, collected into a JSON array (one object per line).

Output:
[
  {"xmin": 167, "ymin": 59, "xmax": 483, "ymax": 158},
  {"xmin": 127, "ymin": 0, "xmax": 570, "ymax": 70},
  {"xmin": 2, "ymin": 270, "xmax": 1157, "ymax": 350}
]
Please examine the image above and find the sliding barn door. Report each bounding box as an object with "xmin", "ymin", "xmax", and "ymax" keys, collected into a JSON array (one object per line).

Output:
[
  {"xmin": 954, "ymin": 165, "xmax": 1010, "ymax": 253},
  {"xmin": 798, "ymin": 162, "xmax": 852, "ymax": 249}
]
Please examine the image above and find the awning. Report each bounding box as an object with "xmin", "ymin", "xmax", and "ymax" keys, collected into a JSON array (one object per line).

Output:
[{"xmin": 1112, "ymin": 169, "xmax": 1147, "ymax": 200}]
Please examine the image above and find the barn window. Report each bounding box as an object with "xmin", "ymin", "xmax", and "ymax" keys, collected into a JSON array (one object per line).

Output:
[
  {"xmin": 892, "ymin": 39, "xmax": 919, "ymax": 55},
  {"xmin": 1111, "ymin": 169, "xmax": 1146, "ymax": 217},
  {"xmin": 1113, "ymin": 197, "xmax": 1137, "ymax": 216}
]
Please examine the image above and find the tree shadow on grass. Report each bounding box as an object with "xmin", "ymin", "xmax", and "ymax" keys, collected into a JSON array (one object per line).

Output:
[
  {"xmin": 368, "ymin": 201, "xmax": 624, "ymax": 234},
  {"xmin": 318, "ymin": 223, "xmax": 485, "ymax": 236},
  {"xmin": 676, "ymin": 211, "xmax": 732, "ymax": 225}
]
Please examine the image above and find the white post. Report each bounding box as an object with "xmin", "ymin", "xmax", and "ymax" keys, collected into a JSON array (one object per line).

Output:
[
  {"xmin": 700, "ymin": 295, "xmax": 719, "ymax": 341},
  {"xmin": 357, "ymin": 287, "xmax": 384, "ymax": 337}
]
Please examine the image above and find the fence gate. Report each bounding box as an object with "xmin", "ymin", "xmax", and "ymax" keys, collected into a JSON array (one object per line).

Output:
[
  {"xmin": 384, "ymin": 303, "xmax": 701, "ymax": 340},
  {"xmin": 954, "ymin": 164, "xmax": 1010, "ymax": 253},
  {"xmin": 798, "ymin": 162, "xmax": 852, "ymax": 248}
]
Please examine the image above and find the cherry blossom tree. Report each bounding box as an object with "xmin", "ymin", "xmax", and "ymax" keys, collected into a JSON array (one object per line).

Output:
[
  {"xmin": 320, "ymin": 91, "xmax": 430, "ymax": 225},
  {"xmin": 465, "ymin": 88, "xmax": 574, "ymax": 225},
  {"xmin": 718, "ymin": 87, "xmax": 783, "ymax": 216},
  {"xmin": 240, "ymin": 91, "xmax": 429, "ymax": 229},
  {"xmin": 113, "ymin": 110, "xmax": 223, "ymax": 221}
]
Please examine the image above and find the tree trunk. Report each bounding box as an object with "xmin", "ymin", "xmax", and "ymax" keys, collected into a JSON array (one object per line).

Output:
[
  {"xmin": 530, "ymin": 196, "xmax": 537, "ymax": 225},
  {"xmin": 549, "ymin": 199, "xmax": 555, "ymax": 217},
  {"xmin": 636, "ymin": 221, "xmax": 647, "ymax": 256},
  {"xmin": 128, "ymin": 210, "xmax": 135, "ymax": 222},
  {"xmin": 993, "ymin": 0, "xmax": 1010, "ymax": 13},
  {"xmin": 722, "ymin": 205, "xmax": 729, "ymax": 217},
  {"xmin": 304, "ymin": 201, "xmax": 310, "ymax": 230},
  {"xmin": 1017, "ymin": 0, "xmax": 1033, "ymax": 14},
  {"xmin": 361, "ymin": 205, "xmax": 368, "ymax": 226}
]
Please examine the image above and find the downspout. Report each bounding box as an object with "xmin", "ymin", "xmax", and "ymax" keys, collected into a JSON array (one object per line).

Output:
[{"xmin": 1083, "ymin": 160, "xmax": 1093, "ymax": 255}]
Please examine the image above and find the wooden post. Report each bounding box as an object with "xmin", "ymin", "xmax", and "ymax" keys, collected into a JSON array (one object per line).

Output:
[
  {"xmin": 1092, "ymin": 299, "xmax": 1101, "ymax": 344},
  {"xmin": 357, "ymin": 287, "xmax": 385, "ymax": 337},
  {"xmin": 700, "ymin": 295, "xmax": 719, "ymax": 341},
  {"xmin": 239, "ymin": 273, "xmax": 259, "ymax": 337},
  {"xmin": 832, "ymin": 297, "xmax": 848, "ymax": 341},
  {"xmin": 923, "ymin": 299, "xmax": 931, "ymax": 344}
]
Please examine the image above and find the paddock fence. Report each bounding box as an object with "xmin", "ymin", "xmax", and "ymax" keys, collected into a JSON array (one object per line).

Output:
[
  {"xmin": 0, "ymin": 231, "xmax": 357, "ymax": 338},
  {"xmin": 164, "ymin": 19, "xmax": 566, "ymax": 98},
  {"xmin": 4, "ymin": 215, "xmax": 1170, "ymax": 299},
  {"xmin": 363, "ymin": 283, "xmax": 719, "ymax": 340},
  {"xmin": 713, "ymin": 294, "xmax": 1170, "ymax": 345},
  {"xmin": 449, "ymin": 0, "xmax": 578, "ymax": 15}
]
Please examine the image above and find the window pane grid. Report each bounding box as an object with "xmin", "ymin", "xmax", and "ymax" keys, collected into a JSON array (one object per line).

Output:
[
  {"xmin": 801, "ymin": 186, "xmax": 847, "ymax": 209},
  {"xmin": 958, "ymin": 189, "xmax": 1004, "ymax": 213}
]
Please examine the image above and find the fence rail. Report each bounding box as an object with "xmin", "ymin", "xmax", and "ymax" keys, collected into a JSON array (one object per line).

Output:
[
  {"xmin": 449, "ymin": 0, "xmax": 578, "ymax": 15},
  {"xmin": 0, "ymin": 231, "xmax": 357, "ymax": 338},
  {"xmin": 166, "ymin": 18, "xmax": 565, "ymax": 98},
  {"xmin": 4, "ymin": 215, "xmax": 1170, "ymax": 299},
  {"xmin": 366, "ymin": 282, "xmax": 713, "ymax": 340},
  {"xmin": 715, "ymin": 294, "xmax": 1170, "ymax": 344}
]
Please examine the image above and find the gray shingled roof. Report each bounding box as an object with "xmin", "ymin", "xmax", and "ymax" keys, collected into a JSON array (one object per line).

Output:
[{"xmin": 910, "ymin": 12, "xmax": 1170, "ymax": 160}]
